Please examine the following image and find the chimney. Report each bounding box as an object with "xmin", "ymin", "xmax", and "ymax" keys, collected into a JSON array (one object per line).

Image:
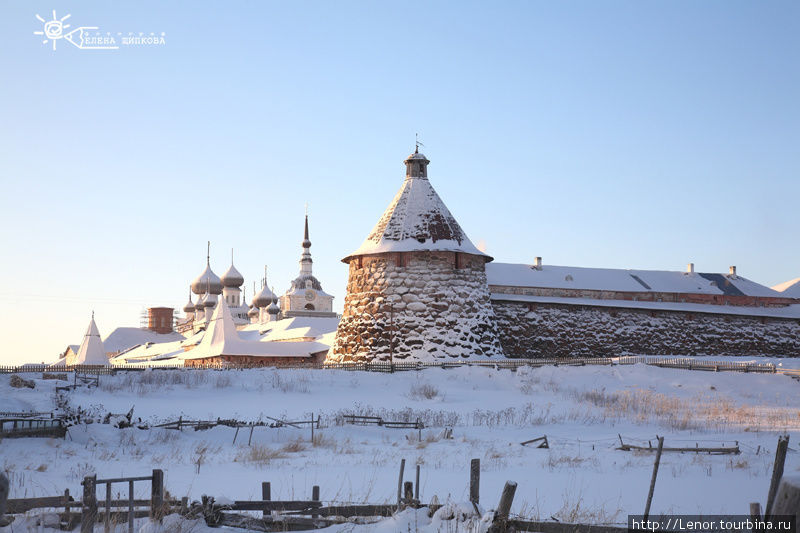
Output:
[
  {"xmin": 729, "ymin": 265, "xmax": 736, "ymax": 277},
  {"xmin": 533, "ymin": 257, "xmax": 542, "ymax": 271},
  {"xmin": 687, "ymin": 263, "xmax": 694, "ymax": 274}
]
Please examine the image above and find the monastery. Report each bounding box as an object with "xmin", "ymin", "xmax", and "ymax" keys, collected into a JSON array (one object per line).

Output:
[{"xmin": 57, "ymin": 147, "xmax": 800, "ymax": 367}]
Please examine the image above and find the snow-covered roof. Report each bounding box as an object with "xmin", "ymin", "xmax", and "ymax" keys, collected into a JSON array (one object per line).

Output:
[
  {"xmin": 74, "ymin": 316, "xmax": 109, "ymax": 366},
  {"xmin": 343, "ymin": 152, "xmax": 489, "ymax": 262},
  {"xmin": 772, "ymin": 277, "xmax": 800, "ymax": 298},
  {"xmin": 486, "ymin": 263, "xmax": 783, "ymax": 298},
  {"xmin": 103, "ymin": 328, "xmax": 186, "ymax": 354},
  {"xmin": 257, "ymin": 316, "xmax": 339, "ymax": 341},
  {"xmin": 491, "ymin": 293, "xmax": 800, "ymax": 319},
  {"xmin": 183, "ymin": 298, "xmax": 326, "ymax": 359},
  {"xmin": 111, "ymin": 339, "xmax": 187, "ymax": 365}
]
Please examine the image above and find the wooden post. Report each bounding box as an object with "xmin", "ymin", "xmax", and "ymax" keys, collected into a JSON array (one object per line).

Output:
[
  {"xmin": 470, "ymin": 458, "xmax": 480, "ymax": 504},
  {"xmin": 312, "ymin": 485, "xmax": 320, "ymax": 518},
  {"xmin": 128, "ymin": 480, "xmax": 134, "ymax": 533},
  {"xmin": 403, "ymin": 482, "xmax": 414, "ymax": 506},
  {"xmin": 180, "ymin": 497, "xmax": 188, "ymax": 516},
  {"xmin": 311, "ymin": 412, "xmax": 315, "ymax": 444},
  {"xmin": 765, "ymin": 435, "xmax": 789, "ymax": 518},
  {"xmin": 396, "ymin": 459, "xmax": 406, "ymax": 511},
  {"xmin": 150, "ymin": 469, "xmax": 164, "ymax": 521},
  {"xmin": 496, "ymin": 481, "xmax": 516, "ymax": 519},
  {"xmin": 415, "ymin": 464, "xmax": 420, "ymax": 501},
  {"xmin": 248, "ymin": 424, "xmax": 254, "ymax": 446},
  {"xmin": 770, "ymin": 476, "xmax": 800, "ymax": 519},
  {"xmin": 643, "ymin": 436, "xmax": 665, "ymax": 520},
  {"xmin": 104, "ymin": 482, "xmax": 111, "ymax": 533},
  {"xmin": 261, "ymin": 482, "xmax": 271, "ymax": 518},
  {"xmin": 81, "ymin": 475, "xmax": 97, "ymax": 533},
  {"xmin": 750, "ymin": 502, "xmax": 762, "ymax": 521},
  {"xmin": 62, "ymin": 488, "xmax": 70, "ymax": 525}
]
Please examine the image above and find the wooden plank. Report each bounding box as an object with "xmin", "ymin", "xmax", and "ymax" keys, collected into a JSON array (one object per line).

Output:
[
  {"xmin": 509, "ymin": 520, "xmax": 631, "ymax": 533},
  {"xmin": 643, "ymin": 436, "xmax": 664, "ymax": 520},
  {"xmin": 617, "ymin": 444, "xmax": 739, "ymax": 455},
  {"xmin": 470, "ymin": 458, "xmax": 480, "ymax": 504},
  {"xmin": 229, "ymin": 500, "xmax": 322, "ymax": 512},
  {"xmin": 6, "ymin": 496, "xmax": 70, "ymax": 514},
  {"xmin": 312, "ymin": 504, "xmax": 408, "ymax": 517},
  {"xmin": 765, "ymin": 435, "xmax": 789, "ymax": 518}
]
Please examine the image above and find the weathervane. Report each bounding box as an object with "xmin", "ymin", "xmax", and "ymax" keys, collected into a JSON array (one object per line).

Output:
[{"xmin": 415, "ymin": 133, "xmax": 424, "ymax": 153}]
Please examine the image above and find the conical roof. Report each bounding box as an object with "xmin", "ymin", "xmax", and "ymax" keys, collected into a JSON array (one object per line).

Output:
[
  {"xmin": 74, "ymin": 315, "xmax": 108, "ymax": 366},
  {"xmin": 343, "ymin": 150, "xmax": 490, "ymax": 262}
]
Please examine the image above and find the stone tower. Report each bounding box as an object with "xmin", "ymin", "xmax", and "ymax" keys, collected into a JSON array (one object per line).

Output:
[{"xmin": 329, "ymin": 148, "xmax": 504, "ymax": 362}]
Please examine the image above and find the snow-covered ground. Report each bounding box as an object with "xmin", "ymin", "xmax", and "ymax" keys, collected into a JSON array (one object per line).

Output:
[{"xmin": 1, "ymin": 362, "xmax": 799, "ymax": 531}]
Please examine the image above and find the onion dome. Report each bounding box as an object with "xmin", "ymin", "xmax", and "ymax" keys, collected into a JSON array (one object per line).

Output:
[
  {"xmin": 253, "ymin": 284, "xmax": 276, "ymax": 308},
  {"xmin": 248, "ymin": 305, "xmax": 259, "ymax": 318},
  {"xmin": 191, "ymin": 266, "xmax": 223, "ymax": 295},
  {"xmin": 183, "ymin": 289, "xmax": 195, "ymax": 313},
  {"xmin": 202, "ymin": 293, "xmax": 218, "ymax": 308},
  {"xmin": 221, "ymin": 250, "xmax": 245, "ymax": 288},
  {"xmin": 267, "ymin": 292, "xmax": 280, "ymax": 316}
]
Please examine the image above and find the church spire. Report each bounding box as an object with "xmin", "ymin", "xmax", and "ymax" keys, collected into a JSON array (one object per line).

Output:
[{"xmin": 300, "ymin": 213, "xmax": 313, "ymax": 276}]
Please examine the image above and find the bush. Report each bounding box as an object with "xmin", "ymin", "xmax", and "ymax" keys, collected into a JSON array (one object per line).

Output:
[{"xmin": 409, "ymin": 382, "xmax": 439, "ymax": 400}]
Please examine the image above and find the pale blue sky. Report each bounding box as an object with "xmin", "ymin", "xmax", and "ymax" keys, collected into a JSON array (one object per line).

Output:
[{"xmin": 1, "ymin": 1, "xmax": 798, "ymax": 363}]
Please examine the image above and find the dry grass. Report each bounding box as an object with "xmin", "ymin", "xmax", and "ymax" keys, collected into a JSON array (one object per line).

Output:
[
  {"xmin": 574, "ymin": 388, "xmax": 800, "ymax": 432},
  {"xmin": 235, "ymin": 444, "xmax": 285, "ymax": 465},
  {"xmin": 409, "ymin": 382, "xmax": 440, "ymax": 400}
]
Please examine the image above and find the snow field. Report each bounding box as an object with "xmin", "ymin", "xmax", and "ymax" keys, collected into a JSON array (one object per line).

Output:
[{"xmin": 1, "ymin": 362, "xmax": 798, "ymax": 528}]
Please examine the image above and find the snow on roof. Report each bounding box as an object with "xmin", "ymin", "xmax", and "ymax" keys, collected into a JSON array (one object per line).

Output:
[
  {"xmin": 772, "ymin": 277, "xmax": 800, "ymax": 298},
  {"xmin": 103, "ymin": 328, "xmax": 186, "ymax": 354},
  {"xmin": 486, "ymin": 263, "xmax": 782, "ymax": 297},
  {"xmin": 258, "ymin": 316, "xmax": 339, "ymax": 341},
  {"xmin": 111, "ymin": 339, "xmax": 187, "ymax": 364},
  {"xmin": 343, "ymin": 164, "xmax": 489, "ymax": 262},
  {"xmin": 183, "ymin": 299, "xmax": 326, "ymax": 359},
  {"xmin": 74, "ymin": 316, "xmax": 109, "ymax": 366},
  {"xmin": 491, "ymin": 293, "xmax": 800, "ymax": 319}
]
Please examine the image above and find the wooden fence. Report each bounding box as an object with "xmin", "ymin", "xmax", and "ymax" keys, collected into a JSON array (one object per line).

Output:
[
  {"xmin": 0, "ymin": 417, "xmax": 66, "ymax": 439},
  {"xmin": 3, "ymin": 444, "xmax": 798, "ymax": 533},
  {"xmin": 1, "ymin": 356, "xmax": 790, "ymax": 378},
  {"xmin": 616, "ymin": 356, "xmax": 777, "ymax": 373}
]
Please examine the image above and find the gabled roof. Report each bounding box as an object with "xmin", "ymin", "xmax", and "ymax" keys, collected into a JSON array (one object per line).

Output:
[
  {"xmin": 343, "ymin": 152, "xmax": 489, "ymax": 262},
  {"xmin": 103, "ymin": 328, "xmax": 185, "ymax": 354},
  {"xmin": 772, "ymin": 277, "xmax": 800, "ymax": 298},
  {"xmin": 487, "ymin": 263, "xmax": 782, "ymax": 298},
  {"xmin": 74, "ymin": 316, "xmax": 108, "ymax": 366}
]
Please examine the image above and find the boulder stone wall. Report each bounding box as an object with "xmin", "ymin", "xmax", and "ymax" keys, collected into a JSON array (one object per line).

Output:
[
  {"xmin": 330, "ymin": 251, "xmax": 504, "ymax": 362},
  {"xmin": 493, "ymin": 300, "xmax": 800, "ymax": 358}
]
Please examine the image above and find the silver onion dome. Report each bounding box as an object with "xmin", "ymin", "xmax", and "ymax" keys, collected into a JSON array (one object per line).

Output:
[
  {"xmin": 191, "ymin": 265, "xmax": 223, "ymax": 295},
  {"xmin": 221, "ymin": 263, "xmax": 244, "ymax": 288}
]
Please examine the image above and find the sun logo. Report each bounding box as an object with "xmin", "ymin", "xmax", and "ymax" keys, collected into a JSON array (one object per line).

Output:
[{"xmin": 34, "ymin": 10, "xmax": 71, "ymax": 50}]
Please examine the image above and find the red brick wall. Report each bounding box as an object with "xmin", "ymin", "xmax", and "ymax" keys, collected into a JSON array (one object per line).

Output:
[
  {"xmin": 148, "ymin": 307, "xmax": 174, "ymax": 334},
  {"xmin": 489, "ymin": 285, "xmax": 797, "ymax": 308}
]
